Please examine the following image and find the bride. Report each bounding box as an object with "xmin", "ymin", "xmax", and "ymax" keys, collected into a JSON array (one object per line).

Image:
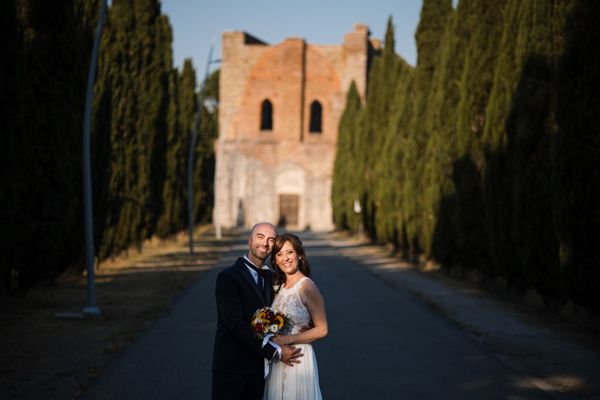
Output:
[{"xmin": 264, "ymin": 233, "xmax": 328, "ymax": 400}]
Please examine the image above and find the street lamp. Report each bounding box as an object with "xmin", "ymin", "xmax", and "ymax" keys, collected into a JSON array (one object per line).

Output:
[
  {"xmin": 353, "ymin": 197, "xmax": 363, "ymax": 239},
  {"xmin": 81, "ymin": 0, "xmax": 108, "ymax": 317},
  {"xmin": 187, "ymin": 43, "xmax": 220, "ymax": 254}
]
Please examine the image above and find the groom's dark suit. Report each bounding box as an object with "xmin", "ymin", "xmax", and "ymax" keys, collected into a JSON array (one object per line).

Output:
[{"xmin": 212, "ymin": 257, "xmax": 277, "ymax": 400}]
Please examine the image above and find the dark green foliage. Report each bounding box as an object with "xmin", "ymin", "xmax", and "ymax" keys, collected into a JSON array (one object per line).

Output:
[
  {"xmin": 156, "ymin": 65, "xmax": 183, "ymax": 238},
  {"xmin": 179, "ymin": 60, "xmax": 199, "ymax": 151},
  {"xmin": 404, "ymin": 0, "xmax": 451, "ymax": 255},
  {"xmin": 332, "ymin": 0, "xmax": 600, "ymax": 312},
  {"xmin": 372, "ymin": 60, "xmax": 413, "ymax": 245},
  {"xmin": 481, "ymin": 0, "xmax": 572, "ymax": 297},
  {"xmin": 451, "ymin": 0, "xmax": 508, "ymax": 271},
  {"xmin": 420, "ymin": 10, "xmax": 458, "ymax": 262},
  {"xmin": 422, "ymin": 0, "xmax": 477, "ymax": 264},
  {"xmin": 415, "ymin": 0, "xmax": 452, "ymax": 69},
  {"xmin": 1, "ymin": 0, "xmax": 96, "ymax": 293},
  {"xmin": 1, "ymin": 0, "xmax": 215, "ymax": 292},
  {"xmin": 506, "ymin": 55, "xmax": 559, "ymax": 292},
  {"xmin": 332, "ymin": 82, "xmax": 364, "ymax": 232},
  {"xmin": 479, "ymin": 0, "xmax": 522, "ymax": 281},
  {"xmin": 94, "ymin": 0, "xmax": 142, "ymax": 257},
  {"xmin": 364, "ymin": 17, "xmax": 404, "ymax": 242},
  {"xmin": 554, "ymin": 0, "xmax": 600, "ymax": 309},
  {"xmin": 92, "ymin": 0, "xmax": 215, "ymax": 258},
  {"xmin": 194, "ymin": 68, "xmax": 219, "ymax": 224}
]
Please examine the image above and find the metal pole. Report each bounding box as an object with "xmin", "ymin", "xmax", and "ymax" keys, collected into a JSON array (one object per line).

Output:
[
  {"xmin": 82, "ymin": 0, "xmax": 107, "ymax": 317},
  {"xmin": 187, "ymin": 44, "xmax": 216, "ymax": 255},
  {"xmin": 353, "ymin": 198, "xmax": 363, "ymax": 240},
  {"xmin": 213, "ymin": 123, "xmax": 224, "ymax": 240}
]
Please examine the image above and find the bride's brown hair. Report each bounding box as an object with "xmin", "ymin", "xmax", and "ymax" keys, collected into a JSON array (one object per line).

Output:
[{"xmin": 270, "ymin": 233, "xmax": 311, "ymax": 285}]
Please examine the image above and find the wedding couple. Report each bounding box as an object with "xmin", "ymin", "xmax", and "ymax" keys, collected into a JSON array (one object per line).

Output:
[{"xmin": 212, "ymin": 222, "xmax": 328, "ymax": 399}]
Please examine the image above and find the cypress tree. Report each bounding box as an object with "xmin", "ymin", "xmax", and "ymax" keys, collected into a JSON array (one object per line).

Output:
[
  {"xmin": 0, "ymin": 0, "xmax": 18, "ymax": 292},
  {"xmin": 156, "ymin": 65, "xmax": 182, "ymax": 237},
  {"xmin": 332, "ymin": 82, "xmax": 363, "ymax": 232},
  {"xmin": 480, "ymin": 0, "xmax": 523, "ymax": 281},
  {"xmin": 193, "ymin": 68, "xmax": 218, "ymax": 224},
  {"xmin": 403, "ymin": 0, "xmax": 452, "ymax": 255},
  {"xmin": 154, "ymin": 14, "xmax": 184, "ymax": 238},
  {"xmin": 350, "ymin": 110, "xmax": 368, "ymax": 234},
  {"xmin": 481, "ymin": 0, "xmax": 572, "ymax": 296},
  {"xmin": 368, "ymin": 17, "xmax": 406, "ymax": 243},
  {"xmin": 179, "ymin": 59, "xmax": 198, "ymax": 157},
  {"xmin": 430, "ymin": 0, "xmax": 477, "ymax": 269},
  {"xmin": 554, "ymin": 0, "xmax": 599, "ymax": 310},
  {"xmin": 451, "ymin": 0, "xmax": 508, "ymax": 272},
  {"xmin": 504, "ymin": 1, "xmax": 568, "ymax": 298},
  {"xmin": 134, "ymin": 0, "xmax": 167, "ymax": 240},
  {"xmin": 330, "ymin": 0, "xmax": 599, "ymax": 314},
  {"xmin": 1, "ymin": 0, "xmax": 95, "ymax": 291},
  {"xmin": 456, "ymin": 0, "xmax": 506, "ymax": 157},
  {"xmin": 372, "ymin": 59, "xmax": 413, "ymax": 245},
  {"xmin": 420, "ymin": 12, "xmax": 457, "ymax": 263},
  {"xmin": 359, "ymin": 17, "xmax": 394, "ymax": 240},
  {"xmin": 417, "ymin": 0, "xmax": 474, "ymax": 267},
  {"xmin": 94, "ymin": 0, "xmax": 177, "ymax": 256},
  {"xmin": 177, "ymin": 59, "xmax": 199, "ymax": 224},
  {"xmin": 0, "ymin": 0, "xmax": 201, "ymax": 291},
  {"xmin": 95, "ymin": 0, "xmax": 136, "ymax": 257},
  {"xmin": 1, "ymin": 0, "xmax": 99, "ymax": 291}
]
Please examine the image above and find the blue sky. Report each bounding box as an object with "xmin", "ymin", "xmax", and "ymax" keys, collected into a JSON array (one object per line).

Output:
[{"xmin": 161, "ymin": 0, "xmax": 424, "ymax": 77}]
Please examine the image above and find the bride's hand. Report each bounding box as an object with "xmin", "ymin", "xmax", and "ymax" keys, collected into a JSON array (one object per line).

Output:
[{"xmin": 273, "ymin": 335, "xmax": 287, "ymax": 345}]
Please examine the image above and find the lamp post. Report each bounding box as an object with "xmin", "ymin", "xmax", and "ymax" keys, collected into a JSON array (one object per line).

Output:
[
  {"xmin": 353, "ymin": 197, "xmax": 363, "ymax": 240},
  {"xmin": 187, "ymin": 44, "xmax": 220, "ymax": 255},
  {"xmin": 81, "ymin": 0, "xmax": 108, "ymax": 317}
]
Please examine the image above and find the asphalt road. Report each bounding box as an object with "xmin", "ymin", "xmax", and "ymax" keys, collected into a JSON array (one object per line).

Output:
[{"xmin": 81, "ymin": 232, "xmax": 553, "ymax": 400}]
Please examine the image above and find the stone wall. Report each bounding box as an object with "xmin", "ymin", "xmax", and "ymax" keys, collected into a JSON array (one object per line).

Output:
[{"xmin": 214, "ymin": 25, "xmax": 371, "ymax": 231}]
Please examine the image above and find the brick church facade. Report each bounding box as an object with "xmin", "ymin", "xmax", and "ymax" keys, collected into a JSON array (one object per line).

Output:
[{"xmin": 214, "ymin": 24, "xmax": 377, "ymax": 231}]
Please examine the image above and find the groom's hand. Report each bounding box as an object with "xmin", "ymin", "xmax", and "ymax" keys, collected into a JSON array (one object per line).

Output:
[{"xmin": 281, "ymin": 344, "xmax": 303, "ymax": 367}]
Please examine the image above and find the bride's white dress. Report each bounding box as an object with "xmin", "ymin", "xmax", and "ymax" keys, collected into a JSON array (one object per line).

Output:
[{"xmin": 264, "ymin": 277, "xmax": 323, "ymax": 400}]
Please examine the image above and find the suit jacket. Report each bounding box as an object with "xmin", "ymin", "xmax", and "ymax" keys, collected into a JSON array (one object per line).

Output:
[{"xmin": 212, "ymin": 257, "xmax": 277, "ymax": 375}]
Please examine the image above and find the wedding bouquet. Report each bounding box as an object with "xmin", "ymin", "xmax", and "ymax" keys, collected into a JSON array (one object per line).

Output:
[{"xmin": 251, "ymin": 306, "xmax": 288, "ymax": 338}]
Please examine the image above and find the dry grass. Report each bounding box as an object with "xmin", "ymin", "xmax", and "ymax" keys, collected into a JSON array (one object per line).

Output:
[{"xmin": 0, "ymin": 226, "xmax": 236, "ymax": 400}]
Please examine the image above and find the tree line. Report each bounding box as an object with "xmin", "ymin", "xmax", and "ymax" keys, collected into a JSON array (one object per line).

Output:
[
  {"xmin": 332, "ymin": 0, "xmax": 600, "ymax": 313},
  {"xmin": 1, "ymin": 0, "xmax": 217, "ymax": 293}
]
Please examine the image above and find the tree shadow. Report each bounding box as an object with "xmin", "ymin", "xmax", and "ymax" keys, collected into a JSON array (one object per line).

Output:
[{"xmin": 432, "ymin": 0, "xmax": 600, "ymax": 313}]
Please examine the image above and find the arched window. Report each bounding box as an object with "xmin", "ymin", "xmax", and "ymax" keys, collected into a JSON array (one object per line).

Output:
[
  {"xmin": 309, "ymin": 100, "xmax": 322, "ymax": 133},
  {"xmin": 260, "ymin": 99, "xmax": 273, "ymax": 131}
]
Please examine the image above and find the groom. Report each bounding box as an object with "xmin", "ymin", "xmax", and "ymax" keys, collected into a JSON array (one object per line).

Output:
[{"xmin": 212, "ymin": 222, "xmax": 303, "ymax": 399}]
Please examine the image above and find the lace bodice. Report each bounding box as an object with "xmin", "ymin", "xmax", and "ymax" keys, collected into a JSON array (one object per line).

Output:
[
  {"xmin": 272, "ymin": 277, "xmax": 311, "ymax": 335},
  {"xmin": 265, "ymin": 277, "xmax": 322, "ymax": 399}
]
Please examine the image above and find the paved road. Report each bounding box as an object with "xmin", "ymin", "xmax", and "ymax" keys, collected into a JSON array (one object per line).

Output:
[{"xmin": 81, "ymin": 232, "xmax": 555, "ymax": 399}]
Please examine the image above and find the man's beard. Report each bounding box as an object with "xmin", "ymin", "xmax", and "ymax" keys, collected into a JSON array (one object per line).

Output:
[{"xmin": 251, "ymin": 247, "xmax": 268, "ymax": 261}]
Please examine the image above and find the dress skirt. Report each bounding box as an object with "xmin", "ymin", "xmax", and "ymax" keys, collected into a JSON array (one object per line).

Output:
[{"xmin": 264, "ymin": 343, "xmax": 322, "ymax": 400}]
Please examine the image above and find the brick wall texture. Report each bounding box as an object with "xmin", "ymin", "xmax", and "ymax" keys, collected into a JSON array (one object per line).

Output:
[{"xmin": 214, "ymin": 24, "xmax": 371, "ymax": 231}]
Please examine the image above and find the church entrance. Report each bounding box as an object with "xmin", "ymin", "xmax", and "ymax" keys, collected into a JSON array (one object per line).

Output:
[{"xmin": 278, "ymin": 194, "xmax": 299, "ymax": 228}]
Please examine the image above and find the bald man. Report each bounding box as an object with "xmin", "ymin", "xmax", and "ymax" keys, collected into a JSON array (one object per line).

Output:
[{"xmin": 211, "ymin": 223, "xmax": 303, "ymax": 400}]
